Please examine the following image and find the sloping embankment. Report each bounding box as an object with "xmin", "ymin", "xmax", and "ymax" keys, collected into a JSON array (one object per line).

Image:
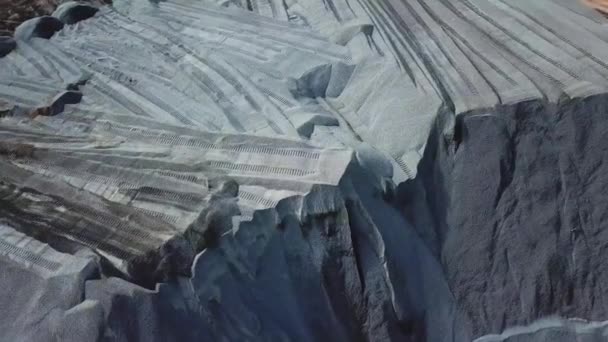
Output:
[{"xmin": 3, "ymin": 0, "xmax": 608, "ymax": 341}]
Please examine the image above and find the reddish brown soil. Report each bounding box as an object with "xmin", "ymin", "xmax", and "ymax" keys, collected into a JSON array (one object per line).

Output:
[
  {"xmin": 0, "ymin": 0, "xmax": 59, "ymax": 35},
  {"xmin": 583, "ymin": 0, "xmax": 608, "ymax": 16},
  {"xmin": 0, "ymin": 0, "xmax": 111, "ymax": 36}
]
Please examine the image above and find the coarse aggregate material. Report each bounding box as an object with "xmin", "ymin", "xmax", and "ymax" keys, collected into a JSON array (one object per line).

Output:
[{"xmin": 3, "ymin": 0, "xmax": 608, "ymax": 341}]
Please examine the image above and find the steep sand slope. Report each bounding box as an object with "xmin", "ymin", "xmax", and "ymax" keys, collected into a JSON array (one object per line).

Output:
[{"xmin": 3, "ymin": 0, "xmax": 608, "ymax": 341}]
